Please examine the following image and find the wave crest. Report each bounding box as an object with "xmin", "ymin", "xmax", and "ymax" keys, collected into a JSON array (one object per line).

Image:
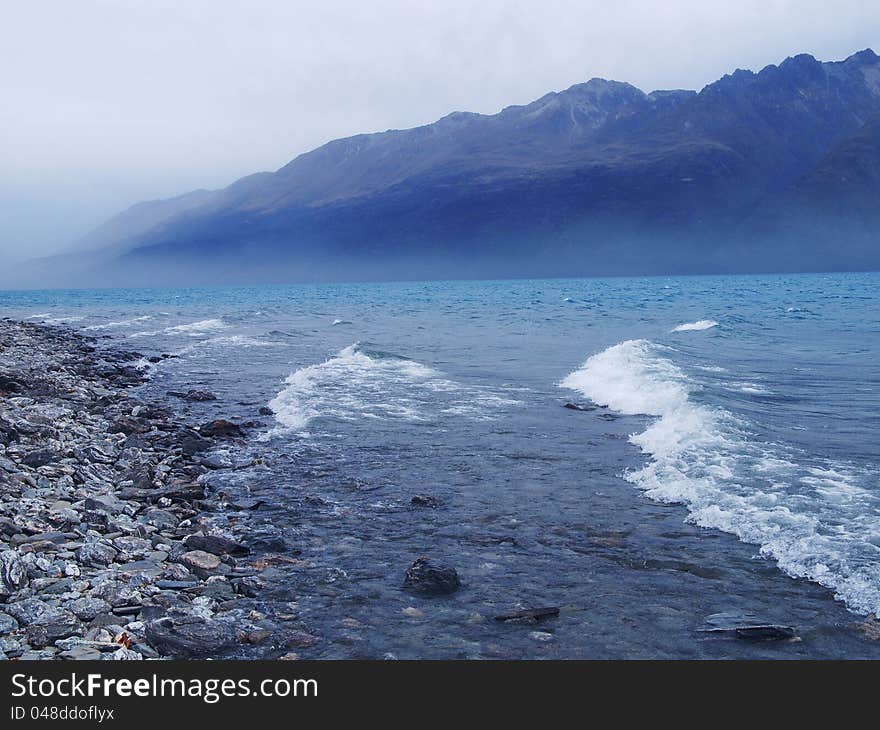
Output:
[
  {"xmin": 561, "ymin": 339, "xmax": 880, "ymax": 616},
  {"xmin": 671, "ymin": 319, "xmax": 718, "ymax": 332}
]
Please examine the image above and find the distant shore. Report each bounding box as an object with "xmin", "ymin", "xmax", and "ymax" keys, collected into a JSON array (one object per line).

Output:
[{"xmin": 0, "ymin": 318, "xmax": 274, "ymax": 660}]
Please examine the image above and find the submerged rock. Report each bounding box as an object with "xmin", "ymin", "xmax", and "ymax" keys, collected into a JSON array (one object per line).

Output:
[
  {"xmin": 411, "ymin": 494, "xmax": 443, "ymax": 508},
  {"xmin": 168, "ymin": 389, "xmax": 217, "ymax": 402},
  {"xmin": 494, "ymin": 607, "xmax": 560, "ymax": 624},
  {"xmin": 701, "ymin": 612, "xmax": 798, "ymax": 642},
  {"xmin": 734, "ymin": 625, "xmax": 797, "ymax": 642},
  {"xmin": 403, "ymin": 557, "xmax": 461, "ymax": 596}
]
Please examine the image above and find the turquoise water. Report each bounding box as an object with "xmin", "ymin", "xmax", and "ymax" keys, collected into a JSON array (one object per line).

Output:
[{"xmin": 3, "ymin": 272, "xmax": 880, "ymax": 657}]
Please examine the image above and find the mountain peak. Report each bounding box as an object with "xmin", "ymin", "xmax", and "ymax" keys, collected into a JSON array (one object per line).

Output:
[
  {"xmin": 844, "ymin": 48, "xmax": 878, "ymax": 65},
  {"xmin": 781, "ymin": 52, "xmax": 819, "ymax": 66}
]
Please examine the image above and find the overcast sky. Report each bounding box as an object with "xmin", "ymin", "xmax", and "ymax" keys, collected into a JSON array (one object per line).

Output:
[{"xmin": 1, "ymin": 0, "xmax": 877, "ymax": 260}]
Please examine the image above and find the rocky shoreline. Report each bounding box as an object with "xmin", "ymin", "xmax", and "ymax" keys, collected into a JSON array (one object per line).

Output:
[{"xmin": 0, "ymin": 319, "xmax": 274, "ymax": 660}]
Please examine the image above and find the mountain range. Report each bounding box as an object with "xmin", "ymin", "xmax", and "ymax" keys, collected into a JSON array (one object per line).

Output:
[{"xmin": 14, "ymin": 48, "xmax": 880, "ymax": 287}]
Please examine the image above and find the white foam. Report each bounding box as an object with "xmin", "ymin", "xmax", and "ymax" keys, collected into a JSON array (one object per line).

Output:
[
  {"xmin": 728, "ymin": 381, "xmax": 771, "ymax": 395},
  {"xmin": 671, "ymin": 319, "xmax": 718, "ymax": 332},
  {"xmin": 165, "ymin": 318, "xmax": 226, "ymax": 335},
  {"xmin": 83, "ymin": 315, "xmax": 152, "ymax": 331},
  {"xmin": 561, "ymin": 339, "xmax": 880, "ymax": 616},
  {"xmin": 200, "ymin": 335, "xmax": 275, "ymax": 348},
  {"xmin": 130, "ymin": 318, "xmax": 227, "ymax": 338},
  {"xmin": 42, "ymin": 315, "xmax": 84, "ymax": 325},
  {"xmin": 269, "ymin": 343, "xmax": 519, "ymax": 432}
]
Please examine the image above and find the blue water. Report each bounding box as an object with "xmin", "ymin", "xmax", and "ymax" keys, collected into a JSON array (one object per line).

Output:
[{"xmin": 3, "ymin": 272, "xmax": 879, "ymax": 657}]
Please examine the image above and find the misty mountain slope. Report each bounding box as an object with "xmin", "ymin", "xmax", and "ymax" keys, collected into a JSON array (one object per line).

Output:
[
  {"xmin": 23, "ymin": 48, "xmax": 880, "ymax": 286},
  {"xmin": 741, "ymin": 114, "xmax": 880, "ymax": 270},
  {"xmin": 75, "ymin": 188, "xmax": 216, "ymax": 254}
]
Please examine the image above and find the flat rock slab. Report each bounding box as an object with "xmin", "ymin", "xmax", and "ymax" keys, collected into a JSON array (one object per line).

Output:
[
  {"xmin": 181, "ymin": 550, "xmax": 222, "ymax": 571},
  {"xmin": 145, "ymin": 616, "xmax": 241, "ymax": 657}
]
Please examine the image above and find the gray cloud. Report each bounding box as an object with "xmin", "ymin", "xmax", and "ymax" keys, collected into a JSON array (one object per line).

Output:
[{"xmin": 1, "ymin": 0, "xmax": 877, "ymax": 259}]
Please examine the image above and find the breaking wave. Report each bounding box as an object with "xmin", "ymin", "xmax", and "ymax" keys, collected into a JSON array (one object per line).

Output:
[
  {"xmin": 268, "ymin": 343, "xmax": 519, "ymax": 432},
  {"xmin": 561, "ymin": 339, "xmax": 880, "ymax": 616}
]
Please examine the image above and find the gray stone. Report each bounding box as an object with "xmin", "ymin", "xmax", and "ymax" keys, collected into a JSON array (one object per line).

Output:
[
  {"xmin": 141, "ymin": 509, "xmax": 179, "ymax": 531},
  {"xmin": 0, "ymin": 611, "xmax": 19, "ymax": 633},
  {"xmin": 27, "ymin": 622, "xmax": 83, "ymax": 648},
  {"xmin": 66, "ymin": 597, "xmax": 112, "ymax": 621},
  {"xmin": 5, "ymin": 597, "xmax": 77, "ymax": 627},
  {"xmin": 181, "ymin": 550, "xmax": 221, "ymax": 572},
  {"xmin": 0, "ymin": 549, "xmax": 28, "ymax": 596},
  {"xmin": 59, "ymin": 645, "xmax": 103, "ymax": 660},
  {"xmin": 104, "ymin": 647, "xmax": 143, "ymax": 660},
  {"xmin": 76, "ymin": 540, "xmax": 118, "ymax": 567},
  {"xmin": 113, "ymin": 536, "xmax": 153, "ymax": 558}
]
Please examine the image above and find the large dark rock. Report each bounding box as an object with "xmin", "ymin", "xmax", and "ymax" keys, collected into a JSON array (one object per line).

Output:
[
  {"xmin": 402, "ymin": 557, "xmax": 461, "ymax": 596},
  {"xmin": 109, "ymin": 416, "xmax": 151, "ymax": 435},
  {"xmin": 184, "ymin": 534, "xmax": 249, "ymax": 557},
  {"xmin": 145, "ymin": 615, "xmax": 241, "ymax": 657},
  {"xmin": 198, "ymin": 419, "xmax": 244, "ymax": 438},
  {"xmin": 170, "ymin": 428, "xmax": 213, "ymax": 455}
]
